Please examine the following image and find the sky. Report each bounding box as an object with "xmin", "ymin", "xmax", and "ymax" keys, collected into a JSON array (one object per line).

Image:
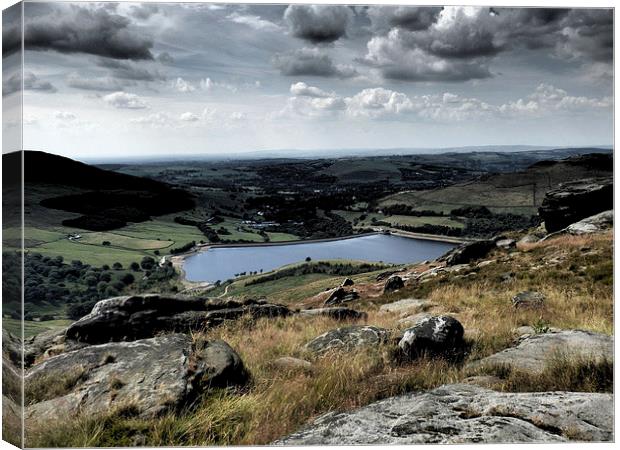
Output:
[{"xmin": 1, "ymin": 2, "xmax": 614, "ymax": 158}]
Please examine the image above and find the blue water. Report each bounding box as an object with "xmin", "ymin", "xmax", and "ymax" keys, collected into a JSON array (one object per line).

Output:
[{"xmin": 182, "ymin": 234, "xmax": 455, "ymax": 283}]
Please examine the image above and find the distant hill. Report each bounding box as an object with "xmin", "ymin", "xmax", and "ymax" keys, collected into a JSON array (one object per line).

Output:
[
  {"xmin": 378, "ymin": 153, "xmax": 613, "ymax": 216},
  {"xmin": 10, "ymin": 151, "xmax": 195, "ymax": 231}
]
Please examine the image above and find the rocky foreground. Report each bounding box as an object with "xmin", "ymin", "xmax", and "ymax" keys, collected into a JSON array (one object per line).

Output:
[{"xmin": 2, "ymin": 185, "xmax": 614, "ymax": 446}]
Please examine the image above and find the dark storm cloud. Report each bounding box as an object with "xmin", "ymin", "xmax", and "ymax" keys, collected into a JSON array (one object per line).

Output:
[
  {"xmin": 96, "ymin": 58, "xmax": 165, "ymax": 81},
  {"xmin": 272, "ymin": 48, "xmax": 356, "ymax": 78},
  {"xmin": 367, "ymin": 6, "xmax": 443, "ymax": 32},
  {"xmin": 157, "ymin": 52, "xmax": 174, "ymax": 65},
  {"xmin": 363, "ymin": 7, "xmax": 612, "ymax": 83},
  {"xmin": 22, "ymin": 3, "xmax": 154, "ymax": 60},
  {"xmin": 2, "ymin": 3, "xmax": 22, "ymax": 57},
  {"xmin": 3, "ymin": 71, "xmax": 57, "ymax": 96},
  {"xmin": 284, "ymin": 5, "xmax": 354, "ymax": 44}
]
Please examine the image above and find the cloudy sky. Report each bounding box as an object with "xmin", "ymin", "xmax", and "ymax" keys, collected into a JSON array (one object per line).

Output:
[{"xmin": 2, "ymin": 2, "xmax": 614, "ymax": 158}]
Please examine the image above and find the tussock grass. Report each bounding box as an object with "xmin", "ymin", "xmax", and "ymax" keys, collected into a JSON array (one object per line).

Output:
[
  {"xmin": 25, "ymin": 366, "xmax": 88, "ymax": 405},
  {"xmin": 25, "ymin": 232, "xmax": 613, "ymax": 447}
]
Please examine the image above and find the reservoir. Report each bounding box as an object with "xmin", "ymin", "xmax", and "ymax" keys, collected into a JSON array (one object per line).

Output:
[{"xmin": 182, "ymin": 233, "xmax": 456, "ymax": 283}]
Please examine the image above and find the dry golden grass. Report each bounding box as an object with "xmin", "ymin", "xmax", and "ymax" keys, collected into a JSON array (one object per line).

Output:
[{"xmin": 25, "ymin": 231, "xmax": 613, "ymax": 447}]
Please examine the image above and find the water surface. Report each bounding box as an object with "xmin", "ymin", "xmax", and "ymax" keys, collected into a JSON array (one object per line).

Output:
[{"xmin": 183, "ymin": 234, "xmax": 455, "ymax": 283}]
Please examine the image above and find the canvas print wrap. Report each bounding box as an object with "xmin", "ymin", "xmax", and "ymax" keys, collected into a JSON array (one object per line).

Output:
[{"xmin": 1, "ymin": 1, "xmax": 614, "ymax": 447}]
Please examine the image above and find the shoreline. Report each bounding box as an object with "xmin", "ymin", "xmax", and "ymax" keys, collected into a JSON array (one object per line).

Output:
[{"xmin": 171, "ymin": 230, "xmax": 468, "ymax": 289}]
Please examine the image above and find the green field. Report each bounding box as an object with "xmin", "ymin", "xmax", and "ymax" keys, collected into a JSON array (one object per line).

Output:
[
  {"xmin": 334, "ymin": 210, "xmax": 465, "ymax": 229},
  {"xmin": 3, "ymin": 318, "xmax": 73, "ymax": 338}
]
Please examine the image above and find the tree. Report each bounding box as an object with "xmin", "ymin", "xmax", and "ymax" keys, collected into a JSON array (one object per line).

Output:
[
  {"xmin": 112, "ymin": 262, "xmax": 123, "ymax": 270},
  {"xmin": 305, "ymin": 256, "xmax": 312, "ymax": 262},
  {"xmin": 140, "ymin": 256, "xmax": 156, "ymax": 270},
  {"xmin": 121, "ymin": 273, "xmax": 135, "ymax": 285},
  {"xmin": 130, "ymin": 262, "xmax": 141, "ymax": 271}
]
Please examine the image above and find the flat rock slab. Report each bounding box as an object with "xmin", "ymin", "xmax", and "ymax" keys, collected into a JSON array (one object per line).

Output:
[
  {"xmin": 469, "ymin": 330, "xmax": 613, "ymax": 374},
  {"xmin": 66, "ymin": 294, "xmax": 290, "ymax": 344},
  {"xmin": 25, "ymin": 334, "xmax": 247, "ymax": 426},
  {"xmin": 566, "ymin": 210, "xmax": 613, "ymax": 235},
  {"xmin": 379, "ymin": 298, "xmax": 430, "ymax": 314},
  {"xmin": 304, "ymin": 326, "xmax": 390, "ymax": 354},
  {"xmin": 275, "ymin": 384, "xmax": 613, "ymax": 444}
]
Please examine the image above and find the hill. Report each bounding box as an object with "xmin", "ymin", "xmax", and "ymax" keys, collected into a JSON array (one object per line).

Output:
[{"xmin": 16, "ymin": 151, "xmax": 195, "ymax": 231}]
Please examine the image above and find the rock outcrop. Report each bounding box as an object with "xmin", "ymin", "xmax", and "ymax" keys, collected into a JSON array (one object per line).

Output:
[
  {"xmin": 323, "ymin": 288, "xmax": 360, "ymax": 306},
  {"xmin": 566, "ymin": 210, "xmax": 613, "ymax": 235},
  {"xmin": 383, "ymin": 275, "xmax": 404, "ymax": 292},
  {"xmin": 25, "ymin": 334, "xmax": 248, "ymax": 425},
  {"xmin": 398, "ymin": 315, "xmax": 465, "ymax": 359},
  {"xmin": 539, "ymin": 177, "xmax": 613, "ymax": 233},
  {"xmin": 276, "ymin": 384, "xmax": 613, "ymax": 444},
  {"xmin": 341, "ymin": 278, "xmax": 354, "ymax": 287},
  {"xmin": 440, "ymin": 239, "xmax": 496, "ymax": 266},
  {"xmin": 66, "ymin": 294, "xmax": 290, "ymax": 344},
  {"xmin": 305, "ymin": 326, "xmax": 390, "ymax": 354},
  {"xmin": 469, "ymin": 330, "xmax": 613, "ymax": 374}
]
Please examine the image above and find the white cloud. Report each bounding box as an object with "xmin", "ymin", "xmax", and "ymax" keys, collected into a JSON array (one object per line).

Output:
[
  {"xmin": 103, "ymin": 91, "xmax": 148, "ymax": 109},
  {"xmin": 54, "ymin": 111, "xmax": 77, "ymax": 121},
  {"xmin": 180, "ymin": 112, "xmax": 200, "ymax": 122},
  {"xmin": 289, "ymin": 82, "xmax": 333, "ymax": 98},
  {"xmin": 173, "ymin": 77, "xmax": 196, "ymax": 93},
  {"xmin": 345, "ymin": 87, "xmax": 414, "ymax": 118},
  {"xmin": 226, "ymin": 12, "xmax": 280, "ymax": 31},
  {"xmin": 130, "ymin": 112, "xmax": 173, "ymax": 127}
]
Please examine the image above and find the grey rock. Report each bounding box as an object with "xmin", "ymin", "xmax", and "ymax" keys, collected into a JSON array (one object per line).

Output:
[
  {"xmin": 271, "ymin": 357, "xmax": 313, "ymax": 372},
  {"xmin": 469, "ymin": 330, "xmax": 613, "ymax": 374},
  {"xmin": 566, "ymin": 210, "xmax": 613, "ymax": 235},
  {"xmin": 25, "ymin": 334, "xmax": 248, "ymax": 425},
  {"xmin": 398, "ymin": 313, "xmax": 432, "ymax": 327},
  {"xmin": 305, "ymin": 326, "xmax": 390, "ymax": 354},
  {"xmin": 496, "ymin": 238, "xmax": 516, "ymax": 249},
  {"xmin": 512, "ymin": 291, "xmax": 545, "ymax": 309},
  {"xmin": 376, "ymin": 269, "xmax": 405, "ymax": 281},
  {"xmin": 341, "ymin": 278, "xmax": 354, "ymax": 287},
  {"xmin": 66, "ymin": 294, "xmax": 290, "ymax": 344},
  {"xmin": 383, "ymin": 275, "xmax": 404, "ymax": 292},
  {"xmin": 2, "ymin": 329, "xmax": 22, "ymax": 367},
  {"xmin": 276, "ymin": 384, "xmax": 613, "ymax": 444},
  {"xmin": 461, "ymin": 375, "xmax": 503, "ymax": 389},
  {"xmin": 299, "ymin": 307, "xmax": 366, "ymax": 321},
  {"xmin": 398, "ymin": 315, "xmax": 465, "ymax": 359},
  {"xmin": 379, "ymin": 298, "xmax": 430, "ymax": 314},
  {"xmin": 539, "ymin": 177, "xmax": 613, "ymax": 233},
  {"xmin": 323, "ymin": 288, "xmax": 359, "ymax": 306},
  {"xmin": 440, "ymin": 240, "xmax": 496, "ymax": 266},
  {"xmin": 518, "ymin": 234, "xmax": 541, "ymax": 245}
]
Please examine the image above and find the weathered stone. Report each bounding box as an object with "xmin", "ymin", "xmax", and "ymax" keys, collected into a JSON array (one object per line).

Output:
[
  {"xmin": 461, "ymin": 375, "xmax": 503, "ymax": 389},
  {"xmin": 496, "ymin": 238, "xmax": 516, "ymax": 250},
  {"xmin": 323, "ymin": 287, "xmax": 360, "ymax": 306},
  {"xmin": 379, "ymin": 298, "xmax": 430, "ymax": 314},
  {"xmin": 566, "ymin": 210, "xmax": 613, "ymax": 235},
  {"xmin": 341, "ymin": 278, "xmax": 354, "ymax": 287},
  {"xmin": 440, "ymin": 240, "xmax": 496, "ymax": 266},
  {"xmin": 275, "ymin": 384, "xmax": 613, "ymax": 444},
  {"xmin": 398, "ymin": 313, "xmax": 432, "ymax": 327},
  {"xmin": 271, "ymin": 357, "xmax": 313, "ymax": 372},
  {"xmin": 539, "ymin": 177, "xmax": 613, "ymax": 233},
  {"xmin": 398, "ymin": 315, "xmax": 465, "ymax": 359},
  {"xmin": 299, "ymin": 307, "xmax": 366, "ymax": 321},
  {"xmin": 65, "ymin": 294, "xmax": 290, "ymax": 344},
  {"xmin": 376, "ymin": 269, "xmax": 404, "ymax": 281},
  {"xmin": 2, "ymin": 329, "xmax": 22, "ymax": 367},
  {"xmin": 305, "ymin": 326, "xmax": 390, "ymax": 354},
  {"xmin": 25, "ymin": 334, "xmax": 248, "ymax": 425},
  {"xmin": 518, "ymin": 234, "xmax": 541, "ymax": 245},
  {"xmin": 468, "ymin": 330, "xmax": 613, "ymax": 374},
  {"xmin": 512, "ymin": 291, "xmax": 545, "ymax": 309},
  {"xmin": 383, "ymin": 275, "xmax": 404, "ymax": 292}
]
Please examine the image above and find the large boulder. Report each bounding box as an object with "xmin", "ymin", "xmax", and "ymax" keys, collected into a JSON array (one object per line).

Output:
[
  {"xmin": 65, "ymin": 294, "xmax": 290, "ymax": 344},
  {"xmin": 383, "ymin": 275, "xmax": 404, "ymax": 293},
  {"xmin": 305, "ymin": 326, "xmax": 390, "ymax": 354},
  {"xmin": 440, "ymin": 240, "xmax": 496, "ymax": 266},
  {"xmin": 25, "ymin": 334, "xmax": 248, "ymax": 425},
  {"xmin": 323, "ymin": 288, "xmax": 359, "ymax": 306},
  {"xmin": 566, "ymin": 210, "xmax": 613, "ymax": 235},
  {"xmin": 275, "ymin": 384, "xmax": 613, "ymax": 444},
  {"xmin": 398, "ymin": 315, "xmax": 465, "ymax": 359},
  {"xmin": 539, "ymin": 177, "xmax": 613, "ymax": 233},
  {"xmin": 468, "ymin": 330, "xmax": 613, "ymax": 374}
]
